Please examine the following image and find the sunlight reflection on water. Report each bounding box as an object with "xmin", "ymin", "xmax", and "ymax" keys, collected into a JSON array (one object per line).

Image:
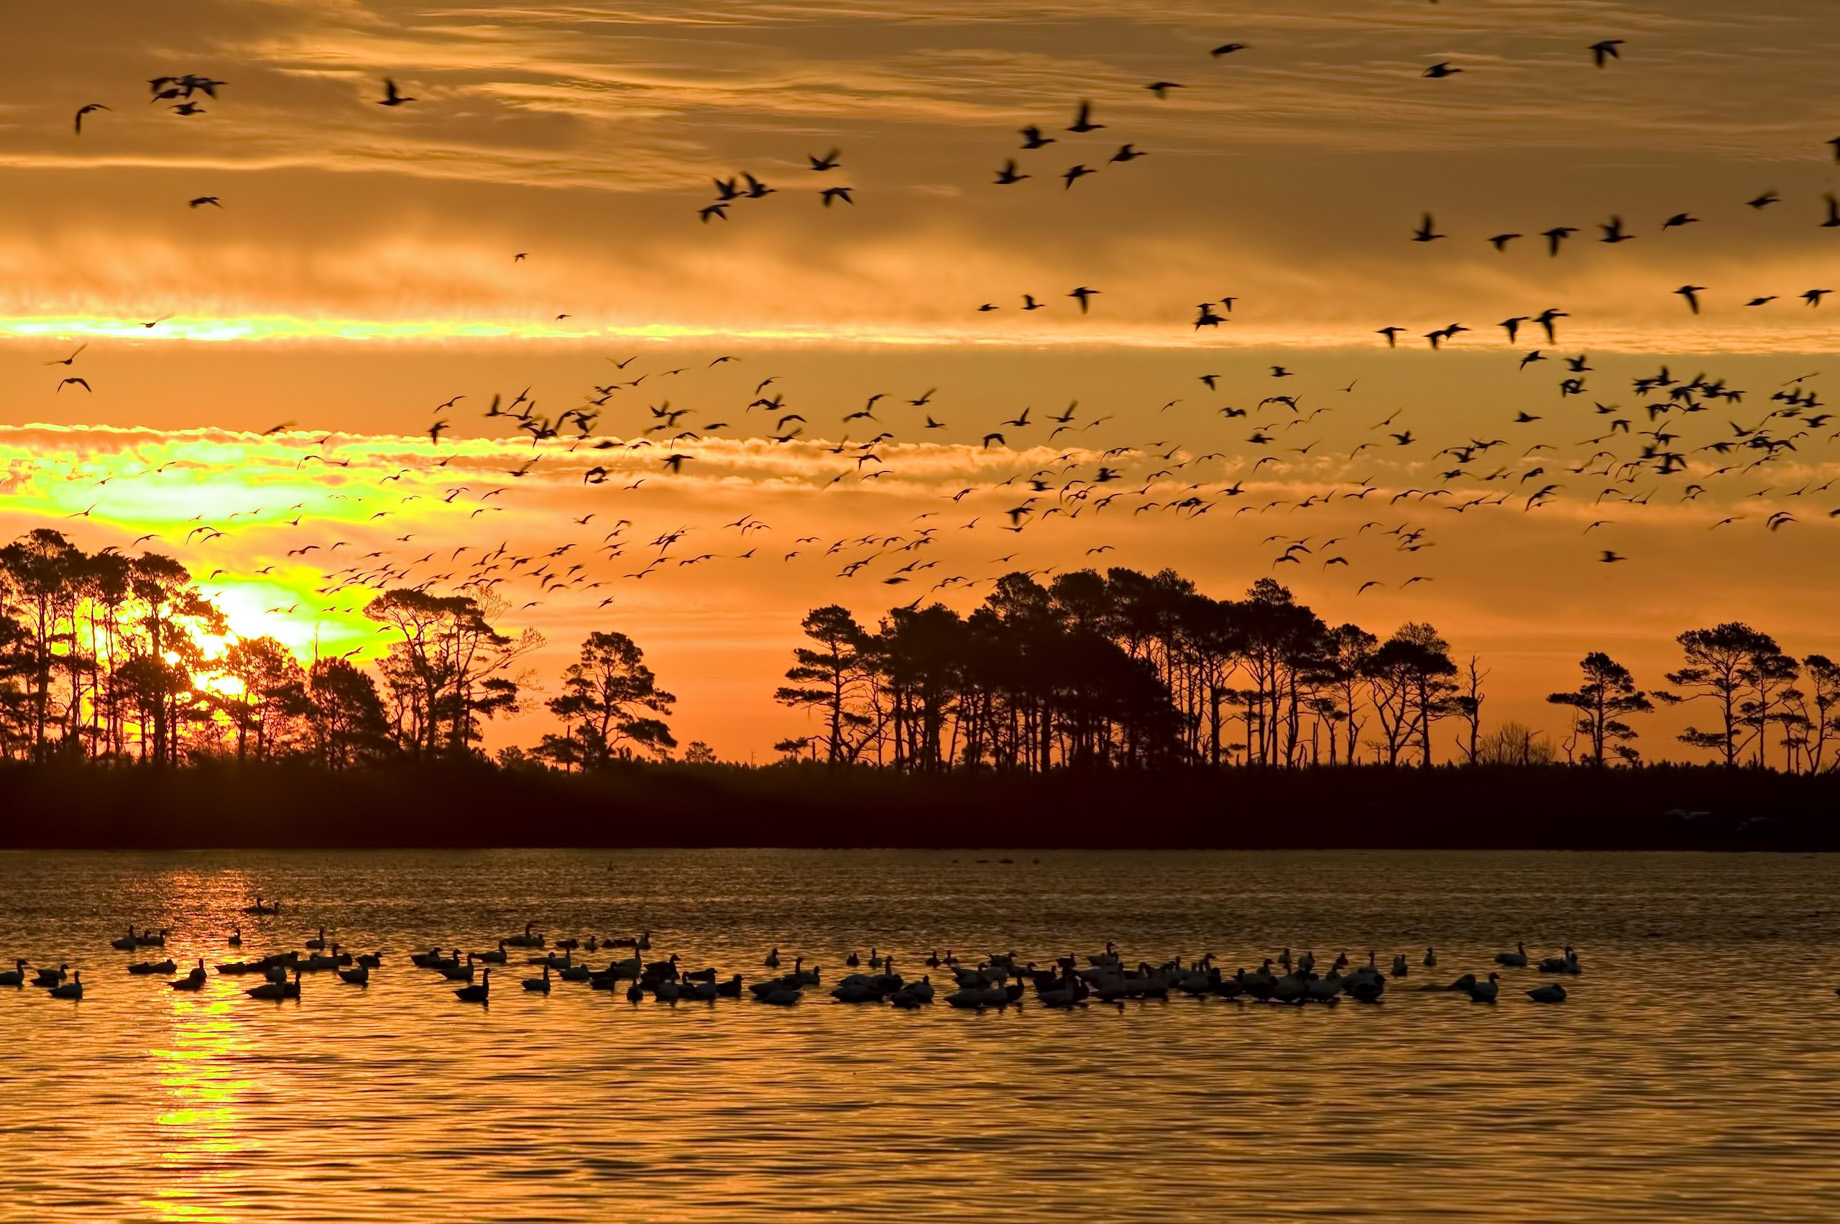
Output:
[{"xmin": 1, "ymin": 848, "xmax": 1838, "ymax": 1222}]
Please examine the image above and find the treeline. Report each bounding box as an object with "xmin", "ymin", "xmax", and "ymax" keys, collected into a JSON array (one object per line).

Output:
[
  {"xmin": 0, "ymin": 529, "xmax": 679, "ymax": 768},
  {"xmin": 773, "ymin": 568, "xmax": 1840, "ymax": 774}
]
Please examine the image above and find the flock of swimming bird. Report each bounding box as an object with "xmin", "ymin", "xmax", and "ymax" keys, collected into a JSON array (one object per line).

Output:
[
  {"xmin": 4, "ymin": 902, "xmax": 1593, "ymax": 1009},
  {"xmin": 25, "ymin": 19, "xmax": 1840, "ymax": 629}
]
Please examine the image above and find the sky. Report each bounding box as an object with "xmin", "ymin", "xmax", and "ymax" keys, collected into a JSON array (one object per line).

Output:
[{"xmin": 0, "ymin": 0, "xmax": 1837, "ymax": 759}]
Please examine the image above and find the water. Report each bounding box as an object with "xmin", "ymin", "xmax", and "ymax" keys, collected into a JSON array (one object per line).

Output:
[{"xmin": 1, "ymin": 849, "xmax": 1838, "ymax": 1222}]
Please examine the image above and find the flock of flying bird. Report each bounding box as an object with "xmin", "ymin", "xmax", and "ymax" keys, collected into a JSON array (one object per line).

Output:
[
  {"xmin": 5, "ymin": 914, "xmax": 1590, "ymax": 1009},
  {"xmin": 26, "ymin": 23, "xmax": 1840, "ymax": 632}
]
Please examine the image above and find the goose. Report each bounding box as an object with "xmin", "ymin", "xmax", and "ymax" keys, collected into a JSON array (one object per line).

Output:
[
  {"xmin": 478, "ymin": 942, "xmax": 508, "ymax": 964},
  {"xmin": 523, "ymin": 965, "xmax": 552, "ymax": 993},
  {"xmin": 1468, "ymin": 972, "xmax": 1501, "ymax": 1004},
  {"xmin": 654, "ymin": 979, "xmax": 680, "ymax": 1003},
  {"xmin": 1423, "ymin": 947, "xmax": 1437, "ymax": 967},
  {"xmin": 925, "ymin": 950, "xmax": 941, "ymax": 968},
  {"xmin": 356, "ymin": 952, "xmax": 382, "ymax": 968},
  {"xmin": 714, "ymin": 974, "xmax": 743, "ymax": 998},
  {"xmin": 686, "ymin": 978, "xmax": 718, "ymax": 1001},
  {"xmin": 1305, "ymin": 972, "xmax": 1344, "ymax": 1004},
  {"xmin": 129, "ymin": 958, "xmax": 177, "ymax": 975},
  {"xmin": 1526, "ymin": 983, "xmax": 1567, "ymax": 1003},
  {"xmin": 50, "ymin": 971, "xmax": 83, "ymax": 1000},
  {"xmin": 1420, "ymin": 972, "xmax": 1476, "ymax": 993},
  {"xmin": 845, "ymin": 951, "xmax": 861, "ymax": 968},
  {"xmin": 169, "ymin": 959, "xmax": 207, "ymax": 991},
  {"xmin": 608, "ymin": 956, "xmax": 642, "ymax": 979},
  {"xmin": 140, "ymin": 929, "xmax": 169, "ymax": 947},
  {"xmin": 764, "ymin": 948, "xmax": 780, "ymax": 969},
  {"xmin": 636, "ymin": 931, "xmax": 651, "ymax": 951},
  {"xmin": 868, "ymin": 948, "xmax": 884, "ymax": 970},
  {"xmin": 454, "ymin": 969, "xmax": 490, "ymax": 1003},
  {"xmin": 32, "ymin": 964, "xmax": 68, "ymax": 987},
  {"xmin": 904, "ymin": 976, "xmax": 935, "ymax": 1004},
  {"xmin": 760, "ymin": 984, "xmax": 801, "ymax": 1005},
  {"xmin": 241, "ymin": 898, "xmax": 280, "ymax": 916},
  {"xmin": 227, "ymin": 928, "xmax": 242, "ymax": 947},
  {"xmin": 555, "ymin": 938, "xmax": 580, "ymax": 952},
  {"xmin": 1495, "ymin": 942, "xmax": 1529, "ymax": 967},
  {"xmin": 442, "ymin": 954, "xmax": 477, "ymax": 982},
  {"xmin": 304, "ymin": 929, "xmax": 327, "ymax": 950},
  {"xmin": 1390, "ymin": 954, "xmax": 1409, "ymax": 978},
  {"xmin": 625, "ymin": 980, "xmax": 644, "ymax": 1003},
  {"xmin": 110, "ymin": 927, "xmax": 140, "ymax": 951},
  {"xmin": 505, "ymin": 923, "xmax": 544, "ymax": 949},
  {"xmin": 337, "ymin": 964, "xmax": 369, "ymax": 986},
  {"xmin": 247, "ymin": 970, "xmax": 301, "ymax": 1000},
  {"xmin": 216, "ymin": 960, "xmax": 257, "ymax": 975},
  {"xmin": 0, "ymin": 959, "xmax": 26, "ymax": 986},
  {"xmin": 1538, "ymin": 946, "xmax": 1582, "ymax": 975}
]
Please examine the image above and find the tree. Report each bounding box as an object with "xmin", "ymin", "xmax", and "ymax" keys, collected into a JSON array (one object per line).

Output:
[
  {"xmin": 683, "ymin": 741, "xmax": 718, "ymax": 765},
  {"xmin": 774, "ymin": 605, "xmax": 875, "ymax": 764},
  {"xmin": 1546, "ymin": 652, "xmax": 1652, "ymax": 767},
  {"xmin": 366, "ymin": 587, "xmax": 537, "ymax": 757},
  {"xmin": 540, "ymin": 630, "xmax": 676, "ymax": 768},
  {"xmin": 306, "ymin": 657, "xmax": 391, "ymax": 768},
  {"xmin": 219, "ymin": 636, "xmax": 307, "ymax": 761},
  {"xmin": 1786, "ymin": 655, "xmax": 1840, "ymax": 773},
  {"xmin": 1364, "ymin": 623, "xmax": 1458, "ymax": 766},
  {"xmin": 1658, "ymin": 623, "xmax": 1777, "ymax": 767}
]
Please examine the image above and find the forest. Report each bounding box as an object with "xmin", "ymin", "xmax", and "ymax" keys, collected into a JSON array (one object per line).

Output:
[{"xmin": 0, "ymin": 526, "xmax": 1834, "ymax": 782}]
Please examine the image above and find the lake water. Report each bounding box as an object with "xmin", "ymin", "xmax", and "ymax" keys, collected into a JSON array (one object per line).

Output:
[{"xmin": 1, "ymin": 849, "xmax": 1837, "ymax": 1222}]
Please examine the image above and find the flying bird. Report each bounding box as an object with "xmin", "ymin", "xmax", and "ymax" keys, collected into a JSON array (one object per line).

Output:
[
  {"xmin": 1589, "ymin": 39, "xmax": 1624, "ymax": 67},
  {"xmin": 378, "ymin": 78, "xmax": 414, "ymax": 106},
  {"xmin": 73, "ymin": 103, "xmax": 110, "ymax": 134}
]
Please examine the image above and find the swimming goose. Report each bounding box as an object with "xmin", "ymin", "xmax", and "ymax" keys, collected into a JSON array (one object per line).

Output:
[
  {"xmin": 227, "ymin": 928, "xmax": 242, "ymax": 947},
  {"xmin": 454, "ymin": 969, "xmax": 490, "ymax": 1003},
  {"xmin": 1423, "ymin": 947, "xmax": 1437, "ymax": 967},
  {"xmin": 140, "ymin": 929, "xmax": 169, "ymax": 947},
  {"xmin": 337, "ymin": 964, "xmax": 369, "ymax": 986},
  {"xmin": 50, "ymin": 971, "xmax": 83, "ymax": 1000},
  {"xmin": 0, "ymin": 959, "xmax": 26, "ymax": 986},
  {"xmin": 169, "ymin": 959, "xmax": 207, "ymax": 990},
  {"xmin": 1390, "ymin": 954, "xmax": 1409, "ymax": 978},
  {"xmin": 441, "ymin": 953, "xmax": 477, "ymax": 981},
  {"xmin": 1468, "ymin": 972, "xmax": 1501, "ymax": 1003},
  {"xmin": 1538, "ymin": 947, "xmax": 1581, "ymax": 974},
  {"xmin": 714, "ymin": 973, "xmax": 743, "ymax": 998},
  {"xmin": 242, "ymin": 898, "xmax": 280, "ymax": 915},
  {"xmin": 626, "ymin": 980, "xmax": 644, "ymax": 1003},
  {"xmin": 246, "ymin": 970, "xmax": 301, "ymax": 1000},
  {"xmin": 110, "ymin": 927, "xmax": 140, "ymax": 951},
  {"xmin": 845, "ymin": 951, "xmax": 861, "ymax": 968},
  {"xmin": 1495, "ymin": 942, "xmax": 1529, "ymax": 967},
  {"xmin": 129, "ymin": 958, "xmax": 177, "ymax": 975},
  {"xmin": 1420, "ymin": 972, "xmax": 1476, "ymax": 993},
  {"xmin": 523, "ymin": 965, "xmax": 552, "ymax": 993},
  {"xmin": 33, "ymin": 964, "xmax": 68, "ymax": 987},
  {"xmin": 764, "ymin": 948, "xmax": 780, "ymax": 969},
  {"xmin": 478, "ymin": 942, "xmax": 508, "ymax": 964},
  {"xmin": 505, "ymin": 923, "xmax": 544, "ymax": 949},
  {"xmin": 304, "ymin": 929, "xmax": 327, "ymax": 950},
  {"xmin": 357, "ymin": 952, "xmax": 382, "ymax": 968},
  {"xmin": 1526, "ymin": 983, "xmax": 1567, "ymax": 1003}
]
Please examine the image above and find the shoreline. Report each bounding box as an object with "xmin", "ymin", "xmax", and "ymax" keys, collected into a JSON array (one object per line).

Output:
[{"xmin": 0, "ymin": 760, "xmax": 1832, "ymax": 852}]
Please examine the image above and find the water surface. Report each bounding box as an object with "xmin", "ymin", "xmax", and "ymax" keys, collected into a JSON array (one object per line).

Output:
[{"xmin": 2, "ymin": 849, "xmax": 1837, "ymax": 1222}]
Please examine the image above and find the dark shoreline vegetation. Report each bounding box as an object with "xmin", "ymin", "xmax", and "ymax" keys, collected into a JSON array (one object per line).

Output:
[{"xmin": 0, "ymin": 760, "xmax": 1834, "ymax": 851}]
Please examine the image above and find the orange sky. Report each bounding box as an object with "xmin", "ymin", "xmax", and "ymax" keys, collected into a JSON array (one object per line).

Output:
[{"xmin": 1, "ymin": 0, "xmax": 1838, "ymax": 759}]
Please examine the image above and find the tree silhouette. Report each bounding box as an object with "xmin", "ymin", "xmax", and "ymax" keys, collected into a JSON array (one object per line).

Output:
[
  {"xmin": 536, "ymin": 630, "xmax": 676, "ymax": 768},
  {"xmin": 773, "ymin": 606, "xmax": 876, "ymax": 764},
  {"xmin": 1546, "ymin": 652, "xmax": 1652, "ymax": 766},
  {"xmin": 1659, "ymin": 623, "xmax": 1779, "ymax": 767}
]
